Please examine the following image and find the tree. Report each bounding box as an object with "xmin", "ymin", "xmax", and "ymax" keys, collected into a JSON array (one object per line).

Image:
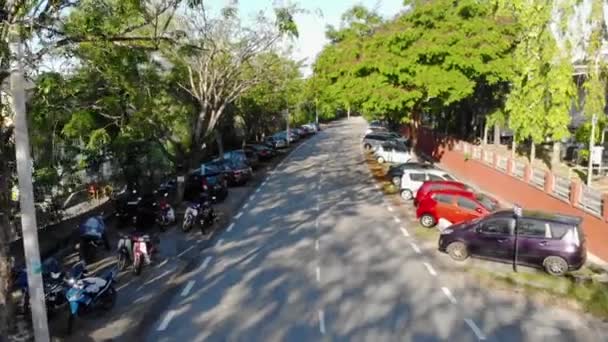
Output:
[
  {"xmin": 500, "ymin": 0, "xmax": 576, "ymax": 163},
  {"xmin": 165, "ymin": 2, "xmax": 298, "ymax": 170}
]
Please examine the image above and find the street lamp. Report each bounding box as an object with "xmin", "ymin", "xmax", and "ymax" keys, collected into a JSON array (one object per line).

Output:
[{"xmin": 512, "ymin": 204, "xmax": 522, "ymax": 272}]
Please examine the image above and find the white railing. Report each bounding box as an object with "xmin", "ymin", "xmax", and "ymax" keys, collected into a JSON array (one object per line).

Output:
[
  {"xmin": 513, "ymin": 160, "xmax": 526, "ymax": 179},
  {"xmin": 483, "ymin": 150, "xmax": 494, "ymax": 165},
  {"xmin": 530, "ymin": 167, "xmax": 545, "ymax": 189},
  {"xmin": 553, "ymin": 175, "xmax": 571, "ymax": 203},
  {"xmin": 496, "ymin": 155, "xmax": 508, "ymax": 172},
  {"xmin": 578, "ymin": 184, "xmax": 603, "ymax": 218},
  {"xmin": 472, "ymin": 147, "xmax": 482, "ymax": 160}
]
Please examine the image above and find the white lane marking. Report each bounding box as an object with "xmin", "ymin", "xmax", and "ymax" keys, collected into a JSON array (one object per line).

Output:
[
  {"xmin": 181, "ymin": 280, "xmax": 196, "ymax": 297},
  {"xmin": 235, "ymin": 211, "xmax": 243, "ymax": 219},
  {"xmin": 387, "ymin": 206, "xmax": 394, "ymax": 212},
  {"xmin": 400, "ymin": 227, "xmax": 410, "ymax": 237},
  {"xmin": 216, "ymin": 239, "xmax": 224, "ymax": 247},
  {"xmin": 318, "ymin": 310, "xmax": 326, "ymax": 334},
  {"xmin": 316, "ymin": 266, "xmax": 321, "ymax": 282},
  {"xmin": 315, "ymin": 218, "xmax": 319, "ymax": 229},
  {"xmin": 243, "ymin": 203, "xmax": 249, "ymax": 209},
  {"xmin": 227, "ymin": 223, "xmax": 235, "ymax": 232},
  {"xmin": 315, "ymin": 239, "xmax": 319, "ymax": 251},
  {"xmin": 316, "ymin": 204, "xmax": 320, "ymax": 212},
  {"xmin": 441, "ymin": 287, "xmax": 457, "ymax": 304},
  {"xmin": 393, "ymin": 216, "xmax": 401, "ymax": 223},
  {"xmin": 157, "ymin": 310, "xmax": 176, "ymax": 331},
  {"xmin": 464, "ymin": 319, "xmax": 486, "ymax": 340},
  {"xmin": 262, "ymin": 181, "xmax": 267, "ymax": 186},
  {"xmin": 176, "ymin": 245, "xmax": 195, "ymax": 258},
  {"xmin": 256, "ymin": 188, "xmax": 261, "ymax": 193},
  {"xmin": 423, "ymin": 262, "xmax": 437, "ymax": 276},
  {"xmin": 410, "ymin": 242, "xmax": 421, "ymax": 254},
  {"xmin": 201, "ymin": 256, "xmax": 213, "ymax": 270}
]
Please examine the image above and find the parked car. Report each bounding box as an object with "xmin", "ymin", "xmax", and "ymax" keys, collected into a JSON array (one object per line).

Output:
[
  {"xmin": 438, "ymin": 209, "xmax": 586, "ymax": 276},
  {"xmin": 374, "ymin": 143, "xmax": 413, "ymax": 164},
  {"xmin": 302, "ymin": 123, "xmax": 318, "ymax": 133},
  {"xmin": 208, "ymin": 159, "xmax": 253, "ymax": 186},
  {"xmin": 362, "ymin": 132, "xmax": 404, "ymax": 151},
  {"xmin": 184, "ymin": 165, "xmax": 228, "ymax": 202},
  {"xmin": 245, "ymin": 144, "xmax": 275, "ymax": 160},
  {"xmin": 274, "ymin": 131, "xmax": 297, "ymax": 143},
  {"xmin": 400, "ymin": 168, "xmax": 457, "ymax": 200},
  {"xmin": 414, "ymin": 180, "xmax": 472, "ymax": 206},
  {"xmin": 291, "ymin": 127, "xmax": 307, "ymax": 138},
  {"xmin": 264, "ymin": 136, "xmax": 287, "ymax": 149},
  {"xmin": 416, "ymin": 189, "xmax": 499, "ymax": 228},
  {"xmin": 224, "ymin": 149, "xmax": 260, "ymax": 169},
  {"xmin": 387, "ymin": 162, "xmax": 436, "ymax": 186}
]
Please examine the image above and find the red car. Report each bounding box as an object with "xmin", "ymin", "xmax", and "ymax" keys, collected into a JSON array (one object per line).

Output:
[
  {"xmin": 414, "ymin": 180, "xmax": 472, "ymax": 206},
  {"xmin": 416, "ymin": 189, "xmax": 499, "ymax": 228}
]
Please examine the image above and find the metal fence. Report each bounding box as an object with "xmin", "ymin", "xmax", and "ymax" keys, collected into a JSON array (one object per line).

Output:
[
  {"xmin": 513, "ymin": 160, "xmax": 526, "ymax": 179},
  {"xmin": 553, "ymin": 175, "xmax": 571, "ymax": 203},
  {"xmin": 530, "ymin": 167, "xmax": 545, "ymax": 189},
  {"xmin": 578, "ymin": 184, "xmax": 603, "ymax": 218},
  {"xmin": 496, "ymin": 155, "xmax": 508, "ymax": 172},
  {"xmin": 483, "ymin": 150, "xmax": 494, "ymax": 165}
]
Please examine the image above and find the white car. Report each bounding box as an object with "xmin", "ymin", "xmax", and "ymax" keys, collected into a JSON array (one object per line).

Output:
[
  {"xmin": 374, "ymin": 144, "xmax": 413, "ymax": 164},
  {"xmin": 399, "ymin": 168, "xmax": 457, "ymax": 200}
]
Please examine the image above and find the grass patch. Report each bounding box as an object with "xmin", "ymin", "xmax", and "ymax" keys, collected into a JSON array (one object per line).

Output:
[
  {"xmin": 470, "ymin": 266, "xmax": 608, "ymax": 319},
  {"xmin": 412, "ymin": 224, "xmax": 440, "ymax": 241}
]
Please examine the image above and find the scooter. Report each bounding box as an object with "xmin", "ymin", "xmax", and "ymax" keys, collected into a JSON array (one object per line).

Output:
[
  {"xmin": 116, "ymin": 233, "xmax": 159, "ymax": 275},
  {"xmin": 66, "ymin": 269, "xmax": 117, "ymax": 334},
  {"xmin": 156, "ymin": 193, "xmax": 175, "ymax": 231},
  {"xmin": 182, "ymin": 196, "xmax": 216, "ymax": 233},
  {"xmin": 78, "ymin": 215, "xmax": 110, "ymax": 264}
]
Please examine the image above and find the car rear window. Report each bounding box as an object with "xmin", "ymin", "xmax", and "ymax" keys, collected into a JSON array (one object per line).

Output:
[
  {"xmin": 409, "ymin": 173, "xmax": 425, "ymax": 181},
  {"xmin": 549, "ymin": 223, "xmax": 571, "ymax": 239}
]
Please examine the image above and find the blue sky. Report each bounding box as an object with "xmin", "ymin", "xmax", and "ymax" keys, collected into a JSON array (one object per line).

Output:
[{"xmin": 207, "ymin": 0, "xmax": 406, "ymax": 76}]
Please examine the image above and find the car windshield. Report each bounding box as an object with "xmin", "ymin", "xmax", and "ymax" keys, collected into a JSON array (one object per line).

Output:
[{"xmin": 476, "ymin": 194, "xmax": 498, "ymax": 211}]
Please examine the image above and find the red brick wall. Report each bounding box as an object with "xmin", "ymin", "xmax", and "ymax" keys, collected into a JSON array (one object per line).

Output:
[{"xmin": 416, "ymin": 127, "xmax": 608, "ymax": 262}]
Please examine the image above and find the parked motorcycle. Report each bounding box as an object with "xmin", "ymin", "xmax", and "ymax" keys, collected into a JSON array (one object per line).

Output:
[
  {"xmin": 155, "ymin": 192, "xmax": 175, "ymax": 231},
  {"xmin": 116, "ymin": 233, "xmax": 160, "ymax": 275},
  {"xmin": 66, "ymin": 269, "xmax": 117, "ymax": 334},
  {"xmin": 182, "ymin": 196, "xmax": 216, "ymax": 233},
  {"xmin": 78, "ymin": 215, "xmax": 111, "ymax": 264}
]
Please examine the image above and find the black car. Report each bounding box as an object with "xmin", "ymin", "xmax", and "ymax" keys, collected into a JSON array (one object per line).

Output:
[
  {"xmin": 209, "ymin": 158, "xmax": 253, "ymax": 186},
  {"xmin": 386, "ymin": 162, "xmax": 437, "ymax": 186},
  {"xmin": 245, "ymin": 144, "xmax": 275, "ymax": 161},
  {"xmin": 184, "ymin": 165, "xmax": 229, "ymax": 202}
]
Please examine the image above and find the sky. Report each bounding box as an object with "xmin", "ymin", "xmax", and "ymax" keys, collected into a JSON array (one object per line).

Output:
[{"xmin": 207, "ymin": 0, "xmax": 406, "ymax": 77}]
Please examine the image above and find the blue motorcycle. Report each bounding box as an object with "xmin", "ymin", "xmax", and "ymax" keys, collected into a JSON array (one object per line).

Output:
[{"xmin": 65, "ymin": 268, "xmax": 117, "ymax": 334}]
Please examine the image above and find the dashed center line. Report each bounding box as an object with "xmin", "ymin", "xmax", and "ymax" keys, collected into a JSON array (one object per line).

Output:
[
  {"xmin": 441, "ymin": 287, "xmax": 457, "ymax": 304},
  {"xmin": 256, "ymin": 188, "xmax": 261, "ymax": 193},
  {"xmin": 400, "ymin": 227, "xmax": 410, "ymax": 237},
  {"xmin": 235, "ymin": 211, "xmax": 243, "ymax": 219},
  {"xmin": 464, "ymin": 319, "xmax": 486, "ymax": 340},
  {"xmin": 201, "ymin": 256, "xmax": 213, "ymax": 270},
  {"xmin": 318, "ymin": 310, "xmax": 326, "ymax": 334},
  {"xmin": 243, "ymin": 203, "xmax": 249, "ymax": 209},
  {"xmin": 423, "ymin": 262, "xmax": 437, "ymax": 276},
  {"xmin": 216, "ymin": 239, "xmax": 224, "ymax": 247},
  {"xmin": 226, "ymin": 223, "xmax": 235, "ymax": 232},
  {"xmin": 316, "ymin": 266, "xmax": 321, "ymax": 282},
  {"xmin": 181, "ymin": 280, "xmax": 196, "ymax": 297},
  {"xmin": 409, "ymin": 242, "xmax": 421, "ymax": 254},
  {"xmin": 157, "ymin": 310, "xmax": 176, "ymax": 331},
  {"xmin": 315, "ymin": 239, "xmax": 319, "ymax": 251},
  {"xmin": 393, "ymin": 216, "xmax": 401, "ymax": 223}
]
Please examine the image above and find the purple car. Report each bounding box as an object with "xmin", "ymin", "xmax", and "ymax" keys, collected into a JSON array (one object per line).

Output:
[{"xmin": 438, "ymin": 209, "xmax": 586, "ymax": 276}]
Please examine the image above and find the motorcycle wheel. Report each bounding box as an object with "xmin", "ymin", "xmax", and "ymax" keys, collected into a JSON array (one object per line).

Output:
[
  {"xmin": 134, "ymin": 257, "xmax": 143, "ymax": 276},
  {"xmin": 117, "ymin": 252, "xmax": 128, "ymax": 271},
  {"xmin": 182, "ymin": 217, "xmax": 192, "ymax": 232}
]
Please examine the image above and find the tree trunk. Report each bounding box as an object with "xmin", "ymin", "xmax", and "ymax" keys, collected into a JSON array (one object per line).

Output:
[
  {"xmin": 409, "ymin": 109, "xmax": 421, "ymax": 147},
  {"xmin": 493, "ymin": 123, "xmax": 500, "ymax": 145},
  {"xmin": 551, "ymin": 141, "xmax": 561, "ymax": 169},
  {"xmin": 347, "ymin": 105, "xmax": 351, "ymax": 120},
  {"xmin": 215, "ymin": 131, "xmax": 224, "ymax": 157},
  {"xmin": 511, "ymin": 139, "xmax": 517, "ymax": 159},
  {"xmin": 530, "ymin": 141, "xmax": 536, "ymax": 163},
  {"xmin": 482, "ymin": 120, "xmax": 489, "ymax": 145}
]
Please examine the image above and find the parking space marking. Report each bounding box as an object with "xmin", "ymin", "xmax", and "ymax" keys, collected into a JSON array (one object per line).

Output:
[
  {"xmin": 464, "ymin": 319, "xmax": 486, "ymax": 340},
  {"xmin": 393, "ymin": 216, "xmax": 401, "ymax": 223},
  {"xmin": 157, "ymin": 310, "xmax": 176, "ymax": 331},
  {"xmin": 400, "ymin": 227, "xmax": 410, "ymax": 237},
  {"xmin": 181, "ymin": 280, "xmax": 196, "ymax": 297},
  {"xmin": 216, "ymin": 239, "xmax": 224, "ymax": 247},
  {"xmin": 318, "ymin": 310, "xmax": 326, "ymax": 334},
  {"xmin": 243, "ymin": 203, "xmax": 249, "ymax": 209},
  {"xmin": 315, "ymin": 218, "xmax": 319, "ymax": 229},
  {"xmin": 441, "ymin": 287, "xmax": 457, "ymax": 304},
  {"xmin": 176, "ymin": 245, "xmax": 195, "ymax": 258},
  {"xmin": 256, "ymin": 188, "xmax": 261, "ymax": 193},
  {"xmin": 409, "ymin": 242, "xmax": 421, "ymax": 254},
  {"xmin": 235, "ymin": 211, "xmax": 243, "ymax": 219},
  {"xmin": 201, "ymin": 256, "xmax": 213, "ymax": 270},
  {"xmin": 423, "ymin": 262, "xmax": 437, "ymax": 276},
  {"xmin": 227, "ymin": 223, "xmax": 235, "ymax": 232},
  {"xmin": 316, "ymin": 266, "xmax": 321, "ymax": 282}
]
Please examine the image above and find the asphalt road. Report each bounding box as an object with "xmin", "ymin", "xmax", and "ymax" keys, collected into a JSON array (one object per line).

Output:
[{"xmin": 144, "ymin": 118, "xmax": 608, "ymax": 342}]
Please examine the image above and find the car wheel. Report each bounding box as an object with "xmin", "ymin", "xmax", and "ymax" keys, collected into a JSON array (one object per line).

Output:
[
  {"xmin": 364, "ymin": 143, "xmax": 372, "ymax": 151},
  {"xmin": 447, "ymin": 242, "xmax": 469, "ymax": 261},
  {"xmin": 543, "ymin": 256, "xmax": 568, "ymax": 276},
  {"xmin": 420, "ymin": 214, "xmax": 436, "ymax": 228},
  {"xmin": 391, "ymin": 176, "xmax": 401, "ymax": 186},
  {"xmin": 377, "ymin": 157, "xmax": 385, "ymax": 164},
  {"xmin": 400, "ymin": 189, "xmax": 413, "ymax": 200}
]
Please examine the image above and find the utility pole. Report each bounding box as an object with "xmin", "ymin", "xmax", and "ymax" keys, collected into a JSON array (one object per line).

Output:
[
  {"xmin": 587, "ymin": 114, "xmax": 598, "ymax": 186},
  {"xmin": 315, "ymin": 98, "xmax": 319, "ymax": 126},
  {"xmin": 10, "ymin": 25, "xmax": 51, "ymax": 342}
]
